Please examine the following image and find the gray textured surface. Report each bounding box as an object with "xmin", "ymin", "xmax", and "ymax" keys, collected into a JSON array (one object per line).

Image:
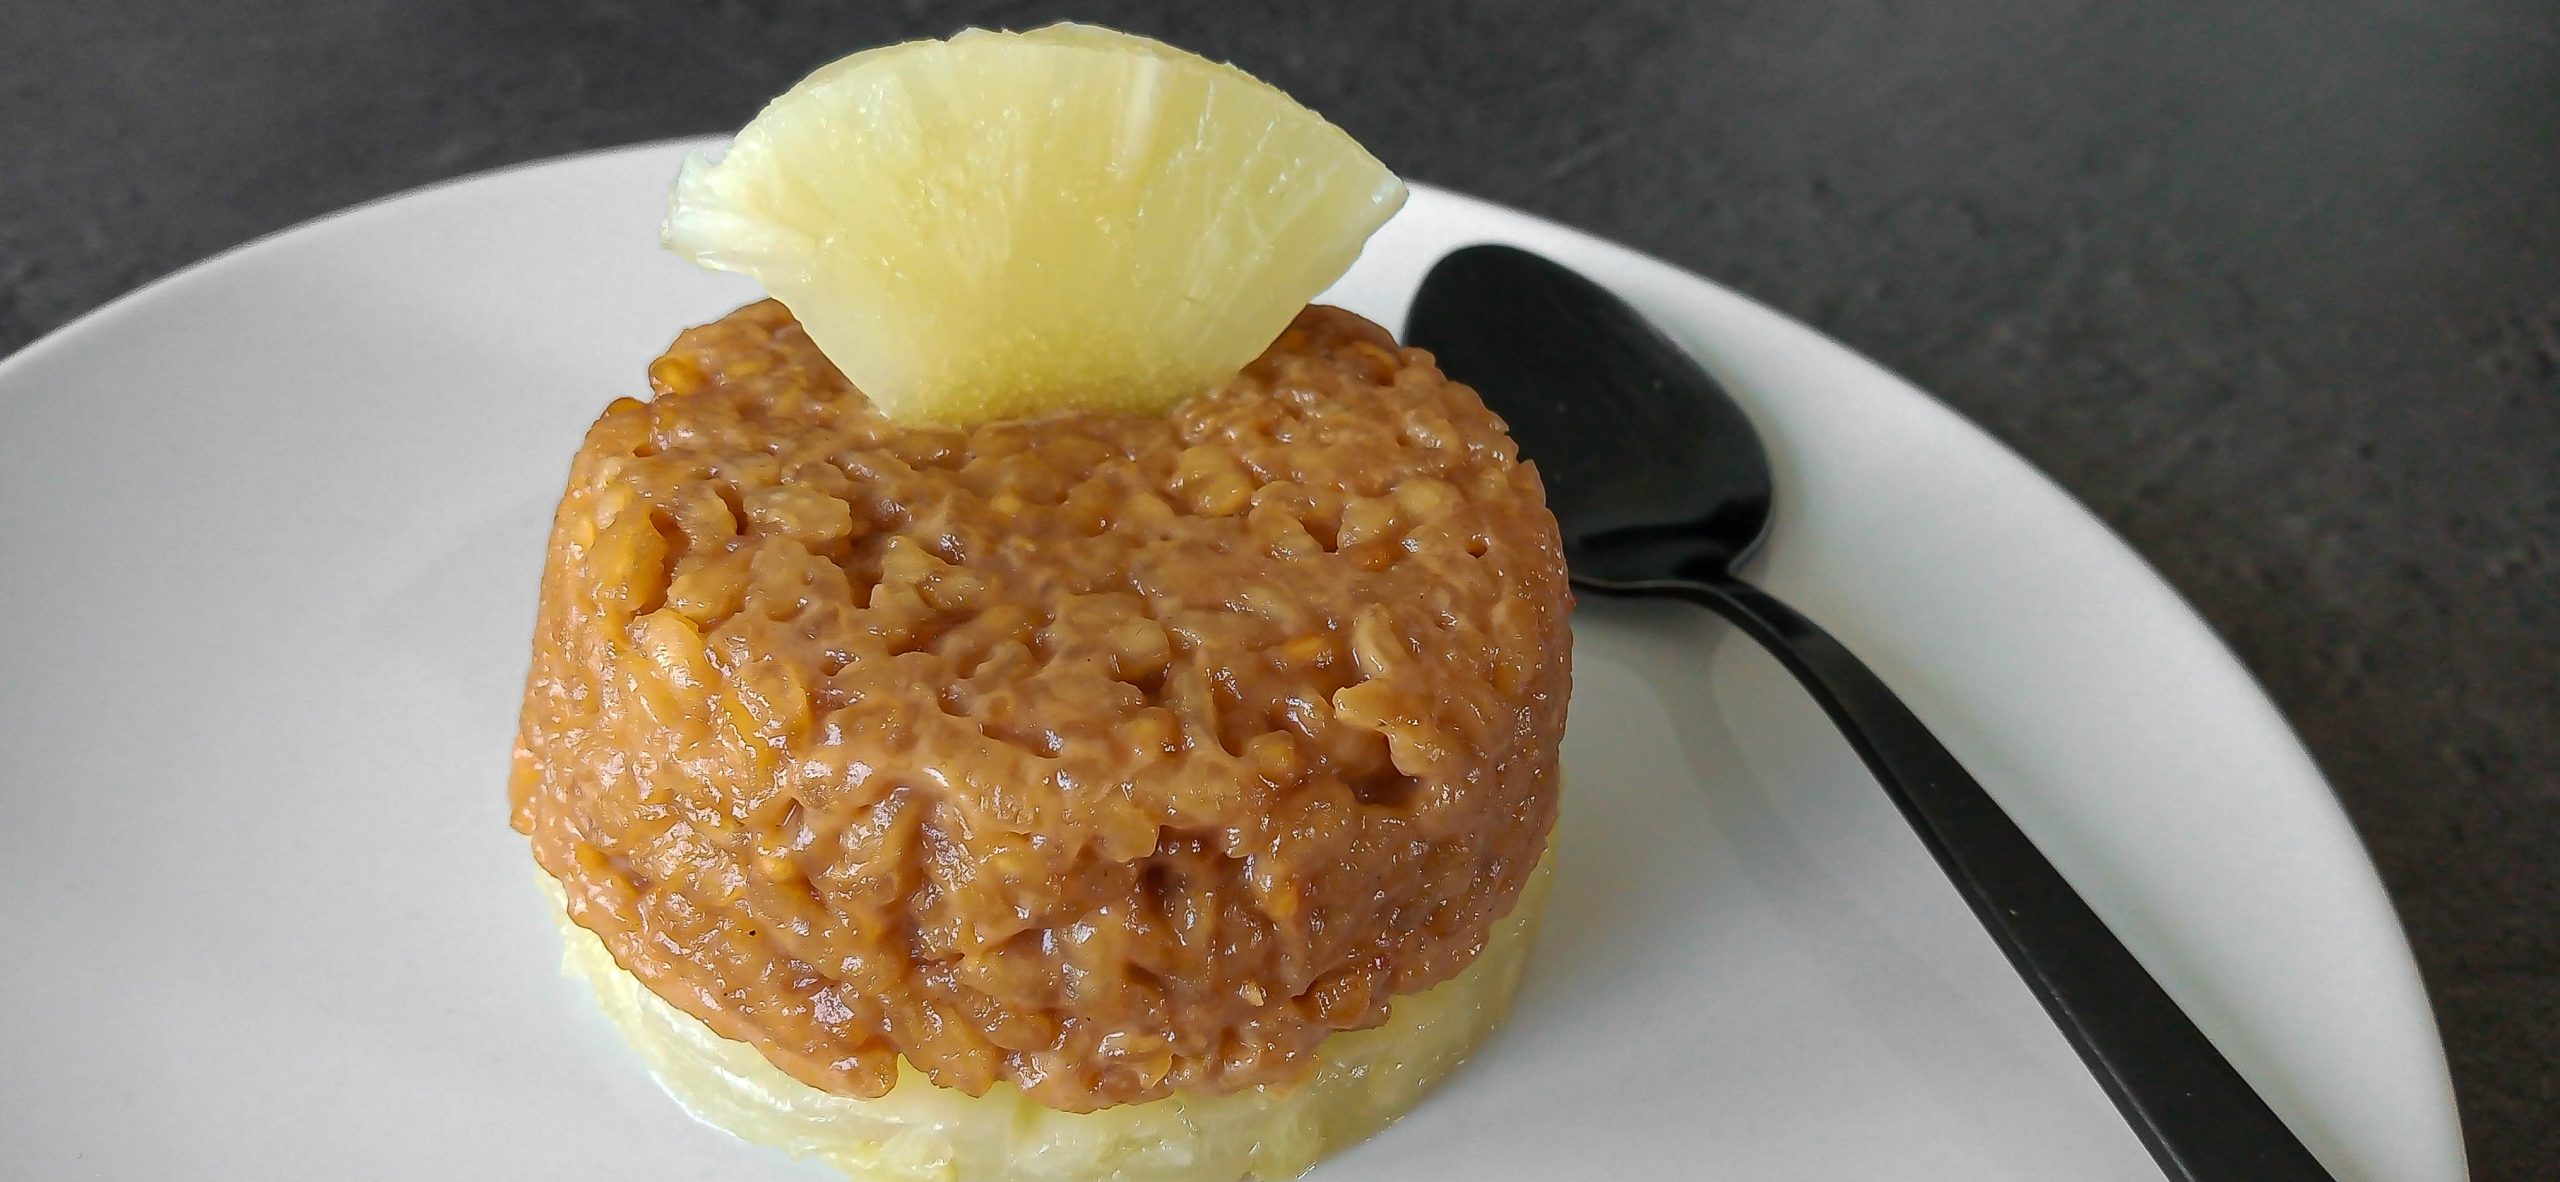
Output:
[{"xmin": 2, "ymin": 0, "xmax": 2551, "ymax": 1175}]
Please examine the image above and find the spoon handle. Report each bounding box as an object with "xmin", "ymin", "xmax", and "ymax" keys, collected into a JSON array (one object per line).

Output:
[{"xmin": 1667, "ymin": 572, "xmax": 2336, "ymax": 1182}]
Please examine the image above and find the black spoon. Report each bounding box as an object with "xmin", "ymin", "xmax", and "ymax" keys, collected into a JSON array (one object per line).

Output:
[{"xmin": 1406, "ymin": 244, "xmax": 2336, "ymax": 1182}]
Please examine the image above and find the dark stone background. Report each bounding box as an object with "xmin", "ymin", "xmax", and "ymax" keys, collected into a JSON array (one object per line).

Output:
[{"xmin": 2, "ymin": 0, "xmax": 2550, "ymax": 1174}]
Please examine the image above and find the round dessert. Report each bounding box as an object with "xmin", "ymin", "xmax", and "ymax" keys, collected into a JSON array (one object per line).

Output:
[
  {"xmin": 512, "ymin": 21, "xmax": 1573, "ymax": 1181},
  {"xmin": 510, "ymin": 300, "xmax": 1573, "ymax": 1173}
]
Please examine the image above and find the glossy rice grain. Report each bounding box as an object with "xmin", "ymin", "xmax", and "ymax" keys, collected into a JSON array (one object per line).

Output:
[{"xmin": 510, "ymin": 301, "xmax": 1571, "ymax": 1112}]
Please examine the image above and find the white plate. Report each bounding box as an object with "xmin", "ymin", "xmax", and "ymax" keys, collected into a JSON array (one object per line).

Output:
[{"xmin": 0, "ymin": 141, "xmax": 2463, "ymax": 1181}]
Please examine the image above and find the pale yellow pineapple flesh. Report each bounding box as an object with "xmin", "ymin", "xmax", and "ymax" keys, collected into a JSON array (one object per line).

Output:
[{"xmin": 662, "ymin": 23, "xmax": 1408, "ymax": 426}]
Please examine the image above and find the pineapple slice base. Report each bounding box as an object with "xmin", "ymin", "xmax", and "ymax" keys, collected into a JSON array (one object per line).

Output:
[{"xmin": 544, "ymin": 852, "xmax": 1552, "ymax": 1182}]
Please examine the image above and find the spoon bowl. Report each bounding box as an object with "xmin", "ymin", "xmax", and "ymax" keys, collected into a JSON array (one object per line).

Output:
[{"xmin": 1406, "ymin": 245, "xmax": 1772, "ymax": 586}]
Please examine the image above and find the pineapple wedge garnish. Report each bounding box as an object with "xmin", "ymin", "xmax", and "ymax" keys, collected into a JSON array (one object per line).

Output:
[{"xmin": 663, "ymin": 23, "xmax": 1407, "ymax": 426}]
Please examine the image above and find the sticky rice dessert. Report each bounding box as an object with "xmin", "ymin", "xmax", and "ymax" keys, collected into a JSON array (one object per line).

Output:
[{"xmin": 508, "ymin": 23, "xmax": 1572, "ymax": 1182}]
